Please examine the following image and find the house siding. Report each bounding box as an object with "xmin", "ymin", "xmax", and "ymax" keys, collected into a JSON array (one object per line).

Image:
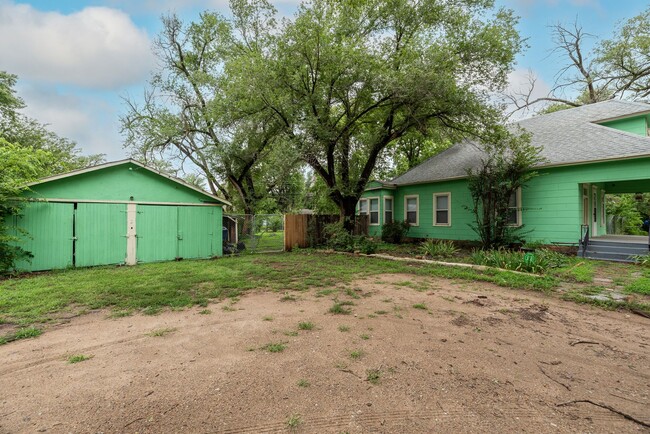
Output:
[
  {"xmin": 361, "ymin": 156, "xmax": 650, "ymax": 244},
  {"xmin": 600, "ymin": 115, "xmax": 649, "ymax": 137}
]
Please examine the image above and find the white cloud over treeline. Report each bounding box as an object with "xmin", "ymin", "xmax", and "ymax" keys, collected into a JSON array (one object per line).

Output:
[{"xmin": 0, "ymin": 2, "xmax": 154, "ymax": 89}]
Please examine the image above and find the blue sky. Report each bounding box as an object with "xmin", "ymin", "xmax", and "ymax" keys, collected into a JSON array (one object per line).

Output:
[{"xmin": 0, "ymin": 0, "xmax": 647, "ymax": 160}]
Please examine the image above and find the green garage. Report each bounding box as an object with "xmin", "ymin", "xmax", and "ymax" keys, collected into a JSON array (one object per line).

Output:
[{"xmin": 10, "ymin": 159, "xmax": 229, "ymax": 272}]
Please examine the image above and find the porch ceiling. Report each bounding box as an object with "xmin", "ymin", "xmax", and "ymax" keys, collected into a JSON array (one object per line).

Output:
[{"xmin": 600, "ymin": 178, "xmax": 650, "ymax": 194}]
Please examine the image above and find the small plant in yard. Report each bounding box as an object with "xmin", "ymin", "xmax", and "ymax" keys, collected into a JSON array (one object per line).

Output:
[
  {"xmin": 147, "ymin": 327, "xmax": 177, "ymax": 337},
  {"xmin": 360, "ymin": 334, "xmax": 370, "ymax": 340},
  {"xmin": 381, "ymin": 220, "xmax": 411, "ymax": 244},
  {"xmin": 345, "ymin": 288, "xmax": 361, "ymax": 299},
  {"xmin": 0, "ymin": 327, "xmax": 42, "ymax": 345},
  {"xmin": 412, "ymin": 303, "xmax": 427, "ymax": 310},
  {"xmin": 286, "ymin": 414, "xmax": 302, "ymax": 430},
  {"xmin": 366, "ymin": 369, "xmax": 381, "ymax": 384},
  {"xmin": 280, "ymin": 294, "xmax": 298, "ymax": 302},
  {"xmin": 374, "ymin": 310, "xmax": 388, "ymax": 315},
  {"xmin": 199, "ymin": 309, "xmax": 212, "ymax": 315},
  {"xmin": 298, "ymin": 321, "xmax": 315, "ymax": 330},
  {"xmin": 263, "ymin": 316, "xmax": 274, "ymax": 321},
  {"xmin": 420, "ymin": 239, "xmax": 459, "ymax": 259},
  {"xmin": 108, "ymin": 310, "xmax": 132, "ymax": 319},
  {"xmin": 350, "ymin": 350, "xmax": 364, "ymax": 360},
  {"xmin": 222, "ymin": 304, "xmax": 236, "ymax": 312},
  {"xmin": 68, "ymin": 354, "xmax": 92, "ymax": 364},
  {"xmin": 143, "ymin": 306, "xmax": 162, "ymax": 316},
  {"xmin": 631, "ymin": 254, "xmax": 650, "ymax": 267},
  {"xmin": 284, "ymin": 330, "xmax": 299, "ymax": 336},
  {"xmin": 261, "ymin": 342, "xmax": 287, "ymax": 353},
  {"xmin": 297, "ymin": 379, "xmax": 310, "ymax": 387},
  {"xmin": 338, "ymin": 325, "xmax": 350, "ymax": 332},
  {"xmin": 329, "ymin": 301, "xmax": 353, "ymax": 315}
]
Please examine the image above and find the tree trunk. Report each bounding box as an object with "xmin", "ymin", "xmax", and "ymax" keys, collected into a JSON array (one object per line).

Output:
[{"xmin": 338, "ymin": 196, "xmax": 359, "ymax": 233}]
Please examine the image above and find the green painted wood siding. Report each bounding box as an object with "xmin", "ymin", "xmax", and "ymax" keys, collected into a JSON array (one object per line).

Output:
[
  {"xmin": 25, "ymin": 163, "xmax": 218, "ymax": 204},
  {"xmin": 136, "ymin": 205, "xmax": 222, "ymax": 263},
  {"xmin": 600, "ymin": 115, "xmax": 648, "ymax": 136},
  {"xmin": 12, "ymin": 202, "xmax": 74, "ymax": 271},
  {"xmin": 75, "ymin": 203, "xmax": 127, "ymax": 267},
  {"xmin": 136, "ymin": 205, "xmax": 180, "ymax": 262},
  {"xmin": 362, "ymin": 157, "xmax": 650, "ymax": 244}
]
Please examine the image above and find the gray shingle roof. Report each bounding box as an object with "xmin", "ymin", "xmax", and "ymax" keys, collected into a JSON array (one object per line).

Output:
[{"xmin": 390, "ymin": 100, "xmax": 650, "ymax": 186}]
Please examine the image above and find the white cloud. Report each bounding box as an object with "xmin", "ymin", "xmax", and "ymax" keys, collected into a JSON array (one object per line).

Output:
[
  {"xmin": 17, "ymin": 82, "xmax": 127, "ymax": 160},
  {"xmin": 504, "ymin": 68, "xmax": 553, "ymax": 120},
  {"xmin": 0, "ymin": 2, "xmax": 154, "ymax": 89}
]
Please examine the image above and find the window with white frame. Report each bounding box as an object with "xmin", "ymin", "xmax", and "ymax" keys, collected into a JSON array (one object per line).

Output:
[
  {"xmin": 433, "ymin": 193, "xmax": 451, "ymax": 226},
  {"xmin": 384, "ymin": 196, "xmax": 393, "ymax": 224},
  {"xmin": 369, "ymin": 197, "xmax": 379, "ymax": 225},
  {"xmin": 404, "ymin": 195, "xmax": 419, "ymax": 226},
  {"xmin": 506, "ymin": 188, "xmax": 522, "ymax": 226},
  {"xmin": 358, "ymin": 198, "xmax": 368, "ymax": 215}
]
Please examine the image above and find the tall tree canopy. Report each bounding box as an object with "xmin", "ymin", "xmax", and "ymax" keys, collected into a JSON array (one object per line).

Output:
[
  {"xmin": 121, "ymin": 7, "xmax": 303, "ymax": 214},
  {"xmin": 508, "ymin": 7, "xmax": 650, "ymax": 114},
  {"xmin": 227, "ymin": 0, "xmax": 523, "ymax": 226}
]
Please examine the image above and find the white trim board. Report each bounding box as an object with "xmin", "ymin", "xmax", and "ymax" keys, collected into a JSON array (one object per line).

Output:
[{"xmin": 26, "ymin": 198, "xmax": 223, "ymax": 207}]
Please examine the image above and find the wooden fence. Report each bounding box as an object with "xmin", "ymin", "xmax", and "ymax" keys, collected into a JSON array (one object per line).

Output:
[{"xmin": 284, "ymin": 214, "xmax": 369, "ymax": 251}]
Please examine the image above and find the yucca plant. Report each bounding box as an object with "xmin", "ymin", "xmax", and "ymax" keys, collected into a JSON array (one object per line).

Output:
[{"xmin": 420, "ymin": 239, "xmax": 459, "ymax": 259}]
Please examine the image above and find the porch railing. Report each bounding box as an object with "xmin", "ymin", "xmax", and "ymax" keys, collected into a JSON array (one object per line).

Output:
[{"xmin": 579, "ymin": 224, "xmax": 590, "ymax": 257}]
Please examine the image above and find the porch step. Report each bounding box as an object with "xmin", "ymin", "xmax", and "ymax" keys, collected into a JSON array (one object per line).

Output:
[{"xmin": 579, "ymin": 240, "xmax": 649, "ymax": 262}]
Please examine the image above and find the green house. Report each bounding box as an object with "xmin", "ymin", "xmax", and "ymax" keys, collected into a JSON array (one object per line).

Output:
[
  {"xmin": 10, "ymin": 159, "xmax": 230, "ymax": 271},
  {"xmin": 359, "ymin": 100, "xmax": 650, "ymax": 259}
]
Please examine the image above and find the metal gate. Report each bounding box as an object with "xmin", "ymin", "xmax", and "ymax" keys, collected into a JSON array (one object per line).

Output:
[{"xmin": 223, "ymin": 214, "xmax": 284, "ymax": 253}]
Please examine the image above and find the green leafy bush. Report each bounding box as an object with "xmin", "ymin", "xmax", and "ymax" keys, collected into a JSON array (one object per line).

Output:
[
  {"xmin": 381, "ymin": 221, "xmax": 410, "ymax": 244},
  {"xmin": 323, "ymin": 222, "xmax": 378, "ymax": 254},
  {"xmin": 356, "ymin": 237, "xmax": 378, "ymax": 254},
  {"xmin": 323, "ymin": 222, "xmax": 355, "ymax": 252},
  {"xmin": 420, "ymin": 239, "xmax": 459, "ymax": 259},
  {"xmin": 470, "ymin": 248, "xmax": 567, "ymax": 274}
]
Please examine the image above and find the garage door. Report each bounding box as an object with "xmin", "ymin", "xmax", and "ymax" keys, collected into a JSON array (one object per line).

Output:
[
  {"xmin": 75, "ymin": 203, "xmax": 127, "ymax": 267},
  {"xmin": 178, "ymin": 206, "xmax": 219, "ymax": 259},
  {"xmin": 13, "ymin": 202, "xmax": 74, "ymax": 271},
  {"xmin": 136, "ymin": 205, "xmax": 179, "ymax": 263}
]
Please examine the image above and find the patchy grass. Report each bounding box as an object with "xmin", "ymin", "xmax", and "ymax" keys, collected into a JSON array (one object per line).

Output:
[
  {"xmin": 147, "ymin": 327, "xmax": 177, "ymax": 337},
  {"xmin": 350, "ymin": 350, "xmax": 364, "ymax": 360},
  {"xmin": 261, "ymin": 342, "xmax": 287, "ymax": 353},
  {"xmin": 329, "ymin": 302, "xmax": 353, "ymax": 315},
  {"xmin": 412, "ymin": 303, "xmax": 428, "ymax": 310},
  {"xmin": 0, "ymin": 326, "xmax": 42, "ymax": 345},
  {"xmin": 625, "ymin": 277, "xmax": 650, "ymax": 295},
  {"xmin": 262, "ymin": 316, "xmax": 274, "ymax": 321},
  {"xmin": 360, "ymin": 334, "xmax": 370, "ymax": 340},
  {"xmin": 366, "ymin": 369, "xmax": 381, "ymax": 385},
  {"xmin": 67, "ymin": 354, "xmax": 92, "ymax": 364},
  {"xmin": 0, "ymin": 252, "xmax": 558, "ymax": 329},
  {"xmin": 338, "ymin": 325, "xmax": 350, "ymax": 332},
  {"xmin": 198, "ymin": 309, "xmax": 212, "ymax": 315},
  {"xmin": 286, "ymin": 414, "xmax": 301, "ymax": 430},
  {"xmin": 297, "ymin": 379, "xmax": 310, "ymax": 388},
  {"xmin": 298, "ymin": 321, "xmax": 315, "ymax": 330}
]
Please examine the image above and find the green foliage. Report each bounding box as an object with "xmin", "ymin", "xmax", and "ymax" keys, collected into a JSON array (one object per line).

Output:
[
  {"xmin": 323, "ymin": 222, "xmax": 377, "ymax": 254},
  {"xmin": 381, "ymin": 221, "xmax": 411, "ymax": 244},
  {"xmin": 261, "ymin": 342, "xmax": 287, "ymax": 353},
  {"xmin": 470, "ymin": 248, "xmax": 567, "ymax": 274},
  {"xmin": 625, "ymin": 277, "xmax": 650, "ymax": 295},
  {"xmin": 631, "ymin": 254, "xmax": 650, "ymax": 267},
  {"xmin": 606, "ymin": 194, "xmax": 644, "ymax": 235},
  {"xmin": 0, "ymin": 326, "xmax": 42, "ymax": 345},
  {"xmin": 420, "ymin": 240, "xmax": 459, "ymax": 259},
  {"xmin": 227, "ymin": 0, "xmax": 523, "ymax": 222},
  {"xmin": 67, "ymin": 354, "xmax": 92, "ymax": 364},
  {"xmin": 466, "ymin": 128, "xmax": 544, "ymax": 249}
]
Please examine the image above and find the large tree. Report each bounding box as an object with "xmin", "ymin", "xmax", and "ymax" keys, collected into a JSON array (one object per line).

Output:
[
  {"xmin": 122, "ymin": 6, "xmax": 302, "ymax": 215},
  {"xmin": 508, "ymin": 7, "xmax": 650, "ymax": 114},
  {"xmin": 228, "ymin": 0, "xmax": 523, "ymax": 228}
]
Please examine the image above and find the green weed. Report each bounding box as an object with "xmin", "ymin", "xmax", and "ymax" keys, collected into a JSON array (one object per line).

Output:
[
  {"xmin": 68, "ymin": 354, "xmax": 92, "ymax": 364},
  {"xmin": 298, "ymin": 321, "xmax": 315, "ymax": 330},
  {"xmin": 261, "ymin": 342, "xmax": 286, "ymax": 353}
]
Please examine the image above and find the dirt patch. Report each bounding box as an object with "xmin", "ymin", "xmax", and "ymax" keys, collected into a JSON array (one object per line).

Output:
[{"xmin": 1, "ymin": 273, "xmax": 648, "ymax": 433}]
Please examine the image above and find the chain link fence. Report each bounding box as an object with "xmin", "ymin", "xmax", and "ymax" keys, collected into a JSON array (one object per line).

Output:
[{"xmin": 223, "ymin": 214, "xmax": 284, "ymax": 253}]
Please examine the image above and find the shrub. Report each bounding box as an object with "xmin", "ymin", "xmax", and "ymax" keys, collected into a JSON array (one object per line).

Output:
[
  {"xmin": 470, "ymin": 248, "xmax": 566, "ymax": 274},
  {"xmin": 356, "ymin": 236, "xmax": 378, "ymax": 254},
  {"xmin": 381, "ymin": 221, "xmax": 410, "ymax": 244},
  {"xmin": 420, "ymin": 239, "xmax": 459, "ymax": 259},
  {"xmin": 323, "ymin": 222, "xmax": 355, "ymax": 252}
]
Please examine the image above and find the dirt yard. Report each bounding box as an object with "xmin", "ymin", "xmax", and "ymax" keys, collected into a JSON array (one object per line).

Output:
[{"xmin": 1, "ymin": 273, "xmax": 648, "ymax": 433}]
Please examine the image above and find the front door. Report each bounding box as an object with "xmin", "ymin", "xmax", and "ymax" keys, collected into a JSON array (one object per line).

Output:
[{"xmin": 592, "ymin": 186, "xmax": 598, "ymax": 237}]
